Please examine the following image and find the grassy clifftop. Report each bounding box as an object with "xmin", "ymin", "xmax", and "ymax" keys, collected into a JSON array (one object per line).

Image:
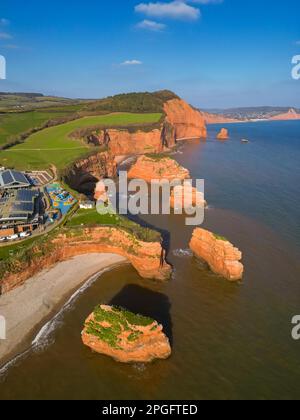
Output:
[
  {"xmin": 84, "ymin": 90, "xmax": 178, "ymax": 114},
  {"xmin": 0, "ymin": 112, "xmax": 162, "ymax": 170}
]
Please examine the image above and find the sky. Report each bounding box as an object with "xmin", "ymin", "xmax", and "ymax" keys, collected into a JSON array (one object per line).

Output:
[{"xmin": 0, "ymin": 0, "xmax": 300, "ymax": 108}]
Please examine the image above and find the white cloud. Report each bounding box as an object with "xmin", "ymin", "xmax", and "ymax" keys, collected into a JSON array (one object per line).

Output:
[
  {"xmin": 135, "ymin": 1, "xmax": 201, "ymax": 21},
  {"xmin": 0, "ymin": 32, "xmax": 12, "ymax": 40},
  {"xmin": 121, "ymin": 60, "xmax": 143, "ymax": 66},
  {"xmin": 136, "ymin": 19, "xmax": 166, "ymax": 31}
]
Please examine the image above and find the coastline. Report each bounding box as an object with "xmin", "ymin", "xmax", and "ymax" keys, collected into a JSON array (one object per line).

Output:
[{"xmin": 0, "ymin": 253, "xmax": 127, "ymax": 368}]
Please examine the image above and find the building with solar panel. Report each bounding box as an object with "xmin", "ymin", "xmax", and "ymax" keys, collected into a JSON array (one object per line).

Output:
[
  {"xmin": 0, "ymin": 189, "xmax": 42, "ymax": 237},
  {"xmin": 0, "ymin": 170, "xmax": 31, "ymax": 190}
]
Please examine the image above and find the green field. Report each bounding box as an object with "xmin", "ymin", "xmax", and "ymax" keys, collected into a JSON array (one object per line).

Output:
[
  {"xmin": 0, "ymin": 112, "xmax": 162, "ymax": 170},
  {"xmin": 67, "ymin": 208, "xmax": 161, "ymax": 242},
  {"xmin": 0, "ymin": 93, "xmax": 86, "ymax": 112},
  {"xmin": 0, "ymin": 109, "xmax": 79, "ymax": 147}
]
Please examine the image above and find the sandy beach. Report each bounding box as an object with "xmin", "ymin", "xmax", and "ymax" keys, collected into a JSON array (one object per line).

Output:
[{"xmin": 0, "ymin": 253, "xmax": 127, "ymax": 367}]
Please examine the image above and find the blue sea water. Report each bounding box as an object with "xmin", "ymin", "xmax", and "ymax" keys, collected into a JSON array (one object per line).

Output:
[{"xmin": 176, "ymin": 120, "xmax": 300, "ymax": 249}]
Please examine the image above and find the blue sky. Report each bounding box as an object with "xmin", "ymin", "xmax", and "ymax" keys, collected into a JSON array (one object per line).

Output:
[{"xmin": 0, "ymin": 0, "xmax": 300, "ymax": 108}]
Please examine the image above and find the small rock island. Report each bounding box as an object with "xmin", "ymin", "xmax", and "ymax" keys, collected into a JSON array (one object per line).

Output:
[
  {"xmin": 82, "ymin": 305, "xmax": 171, "ymax": 363},
  {"xmin": 190, "ymin": 228, "xmax": 244, "ymax": 281},
  {"xmin": 217, "ymin": 128, "xmax": 229, "ymax": 140}
]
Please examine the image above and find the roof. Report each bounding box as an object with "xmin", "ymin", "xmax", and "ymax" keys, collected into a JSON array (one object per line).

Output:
[
  {"xmin": 0, "ymin": 189, "xmax": 39, "ymax": 223},
  {"xmin": 0, "ymin": 170, "xmax": 31, "ymax": 189}
]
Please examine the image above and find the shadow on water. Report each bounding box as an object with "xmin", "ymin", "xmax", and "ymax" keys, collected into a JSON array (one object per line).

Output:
[{"xmin": 108, "ymin": 284, "xmax": 173, "ymax": 346}]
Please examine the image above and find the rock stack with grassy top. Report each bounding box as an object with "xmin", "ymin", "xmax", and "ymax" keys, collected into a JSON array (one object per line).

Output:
[
  {"xmin": 189, "ymin": 228, "xmax": 244, "ymax": 281},
  {"xmin": 82, "ymin": 305, "xmax": 171, "ymax": 363}
]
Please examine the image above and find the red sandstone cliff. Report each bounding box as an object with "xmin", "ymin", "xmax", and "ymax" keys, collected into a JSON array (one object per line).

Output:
[
  {"xmin": 63, "ymin": 151, "xmax": 117, "ymax": 195},
  {"xmin": 164, "ymin": 99, "xmax": 207, "ymax": 139},
  {"xmin": 1, "ymin": 227, "xmax": 172, "ymax": 294},
  {"xmin": 103, "ymin": 129, "xmax": 166, "ymax": 156},
  {"xmin": 82, "ymin": 305, "xmax": 171, "ymax": 363},
  {"xmin": 64, "ymin": 98, "xmax": 207, "ymax": 193},
  {"xmin": 128, "ymin": 155, "xmax": 190, "ymax": 183},
  {"xmin": 91, "ymin": 99, "xmax": 207, "ymax": 157},
  {"xmin": 189, "ymin": 228, "xmax": 244, "ymax": 281}
]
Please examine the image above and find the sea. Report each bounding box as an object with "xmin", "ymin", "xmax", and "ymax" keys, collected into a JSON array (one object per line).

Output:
[{"xmin": 0, "ymin": 120, "xmax": 299, "ymax": 400}]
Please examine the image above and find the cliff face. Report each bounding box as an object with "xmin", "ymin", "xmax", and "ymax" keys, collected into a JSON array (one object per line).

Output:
[
  {"xmin": 270, "ymin": 108, "xmax": 300, "ymax": 121},
  {"xmin": 1, "ymin": 227, "xmax": 172, "ymax": 294},
  {"xmin": 64, "ymin": 97, "xmax": 207, "ymax": 195},
  {"xmin": 82, "ymin": 305, "xmax": 171, "ymax": 363},
  {"xmin": 164, "ymin": 99, "xmax": 207, "ymax": 139},
  {"xmin": 189, "ymin": 228, "xmax": 244, "ymax": 281},
  {"xmin": 128, "ymin": 155, "xmax": 190, "ymax": 183},
  {"xmin": 103, "ymin": 128, "xmax": 164, "ymax": 156},
  {"xmin": 89, "ymin": 98, "xmax": 206, "ymax": 157},
  {"xmin": 63, "ymin": 151, "xmax": 117, "ymax": 195}
]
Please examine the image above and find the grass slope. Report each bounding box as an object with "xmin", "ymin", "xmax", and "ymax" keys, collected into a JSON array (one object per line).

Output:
[
  {"xmin": 0, "ymin": 112, "xmax": 161, "ymax": 170},
  {"xmin": 67, "ymin": 208, "xmax": 161, "ymax": 242},
  {"xmin": 0, "ymin": 109, "xmax": 78, "ymax": 147}
]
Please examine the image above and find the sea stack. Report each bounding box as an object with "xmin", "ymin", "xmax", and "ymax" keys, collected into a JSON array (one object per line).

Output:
[
  {"xmin": 189, "ymin": 228, "xmax": 244, "ymax": 281},
  {"xmin": 82, "ymin": 305, "xmax": 171, "ymax": 363},
  {"xmin": 217, "ymin": 128, "xmax": 229, "ymax": 140},
  {"xmin": 170, "ymin": 185, "xmax": 207, "ymax": 210}
]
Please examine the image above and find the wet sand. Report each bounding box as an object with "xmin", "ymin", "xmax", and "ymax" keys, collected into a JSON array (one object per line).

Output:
[{"xmin": 0, "ymin": 254, "xmax": 127, "ymax": 366}]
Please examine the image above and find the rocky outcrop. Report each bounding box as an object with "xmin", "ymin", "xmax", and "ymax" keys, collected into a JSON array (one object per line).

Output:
[
  {"xmin": 189, "ymin": 228, "xmax": 244, "ymax": 281},
  {"xmin": 90, "ymin": 98, "xmax": 207, "ymax": 156},
  {"xmin": 63, "ymin": 151, "xmax": 117, "ymax": 195},
  {"xmin": 269, "ymin": 108, "xmax": 300, "ymax": 121},
  {"xmin": 164, "ymin": 99, "xmax": 207, "ymax": 139},
  {"xmin": 82, "ymin": 305, "xmax": 171, "ymax": 363},
  {"xmin": 101, "ymin": 128, "xmax": 165, "ymax": 156},
  {"xmin": 217, "ymin": 128, "xmax": 229, "ymax": 140},
  {"xmin": 0, "ymin": 226, "xmax": 171, "ymax": 294},
  {"xmin": 128, "ymin": 155, "xmax": 190, "ymax": 183},
  {"xmin": 170, "ymin": 186, "xmax": 207, "ymax": 210}
]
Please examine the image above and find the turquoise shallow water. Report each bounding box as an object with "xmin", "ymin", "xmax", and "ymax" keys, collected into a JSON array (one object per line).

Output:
[{"xmin": 0, "ymin": 121, "xmax": 299, "ymax": 400}]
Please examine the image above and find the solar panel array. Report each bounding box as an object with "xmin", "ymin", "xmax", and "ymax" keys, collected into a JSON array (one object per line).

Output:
[
  {"xmin": 12, "ymin": 202, "xmax": 34, "ymax": 213},
  {"xmin": 0, "ymin": 170, "xmax": 31, "ymax": 188},
  {"xmin": 0, "ymin": 188, "xmax": 39, "ymax": 223},
  {"xmin": 2, "ymin": 171, "xmax": 14, "ymax": 185},
  {"xmin": 12, "ymin": 170, "xmax": 29, "ymax": 184},
  {"xmin": 16, "ymin": 189, "xmax": 38, "ymax": 202}
]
